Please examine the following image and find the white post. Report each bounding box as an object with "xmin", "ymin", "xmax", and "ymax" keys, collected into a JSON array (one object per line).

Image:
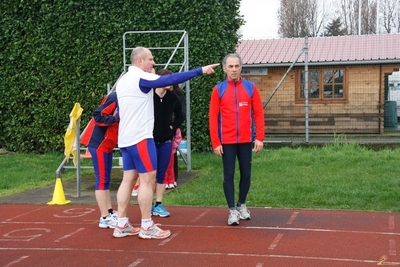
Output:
[
  {"xmin": 322, "ymin": 0, "xmax": 326, "ymax": 37},
  {"xmin": 396, "ymin": 0, "xmax": 399, "ymax": 33},
  {"xmin": 376, "ymin": 0, "xmax": 380, "ymax": 34},
  {"xmin": 359, "ymin": 0, "xmax": 362, "ymax": 35}
]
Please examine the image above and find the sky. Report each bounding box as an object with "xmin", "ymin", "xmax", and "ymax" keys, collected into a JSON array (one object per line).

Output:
[{"xmin": 239, "ymin": 0, "xmax": 280, "ymax": 39}]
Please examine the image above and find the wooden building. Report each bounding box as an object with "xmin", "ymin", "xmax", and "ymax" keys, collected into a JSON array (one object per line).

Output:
[{"xmin": 236, "ymin": 34, "xmax": 400, "ymax": 134}]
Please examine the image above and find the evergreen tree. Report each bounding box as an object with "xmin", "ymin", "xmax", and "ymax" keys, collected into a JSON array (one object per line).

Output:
[{"xmin": 324, "ymin": 17, "xmax": 347, "ymax": 36}]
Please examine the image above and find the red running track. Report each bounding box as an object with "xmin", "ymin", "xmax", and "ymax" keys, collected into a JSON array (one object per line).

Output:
[{"xmin": 1, "ymin": 204, "xmax": 400, "ymax": 267}]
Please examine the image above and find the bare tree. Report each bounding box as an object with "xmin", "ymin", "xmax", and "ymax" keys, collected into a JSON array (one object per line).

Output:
[
  {"xmin": 278, "ymin": 0, "xmax": 398, "ymax": 37},
  {"xmin": 338, "ymin": 0, "xmax": 358, "ymax": 34},
  {"xmin": 380, "ymin": 0, "xmax": 398, "ymax": 33},
  {"xmin": 278, "ymin": 0, "xmax": 326, "ymax": 38}
]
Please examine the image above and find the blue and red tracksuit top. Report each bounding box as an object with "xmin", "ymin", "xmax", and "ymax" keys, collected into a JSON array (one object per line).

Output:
[
  {"xmin": 80, "ymin": 92, "xmax": 119, "ymax": 153},
  {"xmin": 209, "ymin": 77, "xmax": 265, "ymax": 149}
]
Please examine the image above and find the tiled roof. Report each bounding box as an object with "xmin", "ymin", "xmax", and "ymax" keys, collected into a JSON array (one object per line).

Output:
[{"xmin": 236, "ymin": 34, "xmax": 400, "ymax": 66}]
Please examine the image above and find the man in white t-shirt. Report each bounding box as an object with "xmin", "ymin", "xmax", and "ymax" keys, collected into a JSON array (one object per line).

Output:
[{"xmin": 113, "ymin": 47, "xmax": 219, "ymax": 239}]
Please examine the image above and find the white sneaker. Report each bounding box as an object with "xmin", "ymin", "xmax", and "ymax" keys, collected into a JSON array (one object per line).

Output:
[
  {"xmin": 138, "ymin": 222, "xmax": 171, "ymax": 239},
  {"xmin": 228, "ymin": 210, "xmax": 240, "ymax": 226},
  {"xmin": 99, "ymin": 214, "xmax": 117, "ymax": 229},
  {"xmin": 131, "ymin": 188, "xmax": 139, "ymax": 197},
  {"xmin": 237, "ymin": 204, "xmax": 251, "ymax": 220},
  {"xmin": 111, "ymin": 210, "xmax": 118, "ymax": 220}
]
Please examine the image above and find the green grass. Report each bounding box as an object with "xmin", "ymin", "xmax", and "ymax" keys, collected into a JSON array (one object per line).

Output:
[
  {"xmin": 164, "ymin": 143, "xmax": 400, "ymax": 212},
  {"xmin": 0, "ymin": 152, "xmax": 94, "ymax": 196},
  {"xmin": 1, "ymin": 143, "xmax": 400, "ymax": 212}
]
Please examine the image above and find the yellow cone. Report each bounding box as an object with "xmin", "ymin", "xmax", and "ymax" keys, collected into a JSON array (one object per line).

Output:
[{"xmin": 47, "ymin": 178, "xmax": 71, "ymax": 205}]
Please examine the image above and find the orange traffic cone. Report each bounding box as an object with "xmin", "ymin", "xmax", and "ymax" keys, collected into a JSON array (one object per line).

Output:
[
  {"xmin": 47, "ymin": 178, "xmax": 71, "ymax": 205},
  {"xmin": 80, "ymin": 148, "xmax": 92, "ymax": 159}
]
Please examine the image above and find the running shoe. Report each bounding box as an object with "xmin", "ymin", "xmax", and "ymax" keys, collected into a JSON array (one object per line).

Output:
[
  {"xmin": 113, "ymin": 222, "xmax": 140, "ymax": 238},
  {"xmin": 131, "ymin": 188, "xmax": 139, "ymax": 197},
  {"xmin": 138, "ymin": 222, "xmax": 171, "ymax": 239},
  {"xmin": 237, "ymin": 204, "xmax": 251, "ymax": 220},
  {"xmin": 99, "ymin": 214, "xmax": 117, "ymax": 229},
  {"xmin": 228, "ymin": 210, "xmax": 240, "ymax": 226},
  {"xmin": 110, "ymin": 210, "xmax": 118, "ymax": 220},
  {"xmin": 152, "ymin": 204, "xmax": 170, "ymax": 217}
]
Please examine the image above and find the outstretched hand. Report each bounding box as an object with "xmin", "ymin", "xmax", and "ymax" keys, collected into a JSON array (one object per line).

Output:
[{"xmin": 202, "ymin": 63, "xmax": 220, "ymax": 75}]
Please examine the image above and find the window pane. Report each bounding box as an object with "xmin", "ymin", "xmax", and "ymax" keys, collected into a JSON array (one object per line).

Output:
[
  {"xmin": 301, "ymin": 71, "xmax": 306, "ymax": 83},
  {"xmin": 334, "ymin": 85, "xmax": 343, "ymax": 98},
  {"xmin": 334, "ymin": 70, "xmax": 344, "ymax": 83},
  {"xmin": 324, "ymin": 70, "xmax": 333, "ymax": 83},
  {"xmin": 324, "ymin": 85, "xmax": 332, "ymax": 97},
  {"xmin": 310, "ymin": 85, "xmax": 319, "ymax": 98},
  {"xmin": 311, "ymin": 70, "xmax": 319, "ymax": 83},
  {"xmin": 301, "ymin": 71, "xmax": 320, "ymax": 99}
]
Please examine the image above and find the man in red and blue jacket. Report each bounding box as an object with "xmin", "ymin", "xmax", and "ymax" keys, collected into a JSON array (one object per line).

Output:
[{"xmin": 209, "ymin": 53, "xmax": 265, "ymax": 226}]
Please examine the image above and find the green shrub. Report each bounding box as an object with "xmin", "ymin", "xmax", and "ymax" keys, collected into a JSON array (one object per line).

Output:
[{"xmin": 0, "ymin": 0, "xmax": 243, "ymax": 153}]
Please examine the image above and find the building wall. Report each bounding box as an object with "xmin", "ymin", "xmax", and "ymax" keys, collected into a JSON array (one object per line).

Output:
[{"xmin": 245, "ymin": 65, "xmax": 386, "ymax": 134}]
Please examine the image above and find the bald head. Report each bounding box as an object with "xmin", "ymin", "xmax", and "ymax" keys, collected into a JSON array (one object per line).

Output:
[{"xmin": 130, "ymin": 47, "xmax": 155, "ymax": 73}]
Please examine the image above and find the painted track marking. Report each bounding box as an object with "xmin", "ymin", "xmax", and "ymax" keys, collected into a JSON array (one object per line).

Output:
[
  {"xmin": 159, "ymin": 232, "xmax": 179, "ymax": 246},
  {"xmin": 191, "ymin": 211, "xmax": 209, "ymax": 222},
  {"xmin": 268, "ymin": 233, "xmax": 284, "ymax": 250},
  {"xmin": 128, "ymin": 258, "xmax": 144, "ymax": 267},
  {"xmin": 390, "ymin": 216, "xmax": 395, "ymax": 230},
  {"xmin": 54, "ymin": 228, "xmax": 85, "ymax": 242},
  {"xmin": 0, "ymin": 247, "xmax": 397, "ymax": 265},
  {"xmin": 286, "ymin": 212, "xmax": 299, "ymax": 224},
  {"xmin": 3, "ymin": 256, "xmax": 29, "ymax": 267},
  {"xmin": 390, "ymin": 239, "xmax": 397, "ymax": 256}
]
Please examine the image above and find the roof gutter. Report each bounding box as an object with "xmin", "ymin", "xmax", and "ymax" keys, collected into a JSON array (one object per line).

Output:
[{"xmin": 243, "ymin": 59, "xmax": 400, "ymax": 68}]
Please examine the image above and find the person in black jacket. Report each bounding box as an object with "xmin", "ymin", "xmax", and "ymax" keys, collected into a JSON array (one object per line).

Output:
[{"xmin": 152, "ymin": 68, "xmax": 183, "ymax": 217}]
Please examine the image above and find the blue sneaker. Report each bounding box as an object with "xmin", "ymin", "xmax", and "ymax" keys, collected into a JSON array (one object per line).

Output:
[{"xmin": 152, "ymin": 204, "xmax": 170, "ymax": 217}]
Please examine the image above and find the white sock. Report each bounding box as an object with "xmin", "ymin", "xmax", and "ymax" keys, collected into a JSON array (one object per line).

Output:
[
  {"xmin": 141, "ymin": 218, "xmax": 153, "ymax": 230},
  {"xmin": 118, "ymin": 217, "xmax": 128, "ymax": 227}
]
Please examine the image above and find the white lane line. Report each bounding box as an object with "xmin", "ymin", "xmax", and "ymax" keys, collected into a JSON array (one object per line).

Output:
[
  {"xmin": 3, "ymin": 206, "xmax": 48, "ymax": 223},
  {"xmin": 156, "ymin": 224, "xmax": 400, "ymax": 237},
  {"xmin": 286, "ymin": 212, "xmax": 299, "ymax": 225},
  {"xmin": 269, "ymin": 234, "xmax": 284, "ymax": 250},
  {"xmin": 128, "ymin": 258, "xmax": 144, "ymax": 267},
  {"xmin": 192, "ymin": 211, "xmax": 209, "ymax": 222},
  {"xmin": 389, "ymin": 216, "xmax": 395, "ymax": 230},
  {"xmin": 0, "ymin": 247, "xmax": 397, "ymax": 265},
  {"xmin": 3, "ymin": 256, "xmax": 29, "ymax": 267},
  {"xmin": 54, "ymin": 228, "xmax": 85, "ymax": 242},
  {"xmin": 390, "ymin": 239, "xmax": 397, "ymax": 256},
  {"xmin": 3, "ymin": 221, "xmax": 400, "ymax": 237},
  {"xmin": 159, "ymin": 232, "xmax": 179, "ymax": 246},
  {"xmin": 255, "ymin": 263, "xmax": 264, "ymax": 267}
]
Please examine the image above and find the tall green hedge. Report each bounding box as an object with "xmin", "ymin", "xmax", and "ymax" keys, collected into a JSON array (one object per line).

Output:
[{"xmin": 0, "ymin": 0, "xmax": 243, "ymax": 153}]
